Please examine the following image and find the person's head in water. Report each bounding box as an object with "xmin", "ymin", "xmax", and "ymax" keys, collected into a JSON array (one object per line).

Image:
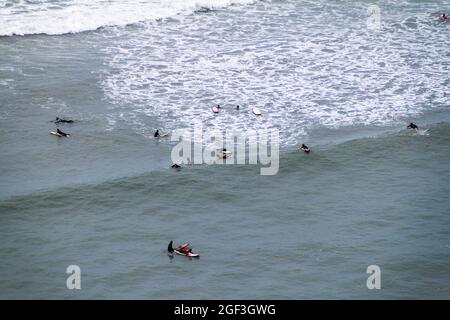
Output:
[
  {"xmin": 236, "ymin": 105, "xmax": 240, "ymax": 110},
  {"xmin": 56, "ymin": 117, "xmax": 60, "ymax": 121}
]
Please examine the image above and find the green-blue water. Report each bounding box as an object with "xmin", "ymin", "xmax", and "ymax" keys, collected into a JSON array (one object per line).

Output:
[{"xmin": 0, "ymin": 0, "xmax": 449, "ymax": 299}]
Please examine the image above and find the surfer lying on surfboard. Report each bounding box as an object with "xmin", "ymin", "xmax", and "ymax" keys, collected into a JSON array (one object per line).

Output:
[
  {"xmin": 55, "ymin": 117, "xmax": 74, "ymax": 124},
  {"xmin": 53, "ymin": 128, "xmax": 69, "ymax": 137},
  {"xmin": 407, "ymin": 122, "xmax": 419, "ymax": 130}
]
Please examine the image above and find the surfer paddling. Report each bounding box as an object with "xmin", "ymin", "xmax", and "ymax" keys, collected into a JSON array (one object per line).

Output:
[
  {"xmin": 407, "ymin": 122, "xmax": 419, "ymax": 130},
  {"xmin": 440, "ymin": 13, "xmax": 448, "ymax": 21},
  {"xmin": 56, "ymin": 128, "xmax": 69, "ymax": 137},
  {"xmin": 55, "ymin": 117, "xmax": 74, "ymax": 124}
]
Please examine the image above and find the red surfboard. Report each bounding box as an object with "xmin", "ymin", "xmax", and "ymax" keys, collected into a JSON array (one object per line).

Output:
[{"xmin": 175, "ymin": 243, "xmax": 189, "ymax": 251}]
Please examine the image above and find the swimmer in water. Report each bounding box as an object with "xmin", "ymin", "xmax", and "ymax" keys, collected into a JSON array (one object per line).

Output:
[
  {"xmin": 168, "ymin": 241, "xmax": 174, "ymax": 254},
  {"xmin": 154, "ymin": 129, "xmax": 160, "ymax": 138}
]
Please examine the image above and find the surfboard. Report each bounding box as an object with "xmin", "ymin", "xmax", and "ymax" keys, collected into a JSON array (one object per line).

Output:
[
  {"xmin": 212, "ymin": 106, "xmax": 220, "ymax": 113},
  {"xmin": 301, "ymin": 147, "xmax": 310, "ymax": 153},
  {"xmin": 159, "ymin": 133, "xmax": 169, "ymax": 138},
  {"xmin": 174, "ymin": 243, "xmax": 189, "ymax": 251},
  {"xmin": 50, "ymin": 131, "xmax": 68, "ymax": 137},
  {"xmin": 252, "ymin": 107, "xmax": 262, "ymax": 116},
  {"xmin": 175, "ymin": 250, "xmax": 200, "ymax": 258}
]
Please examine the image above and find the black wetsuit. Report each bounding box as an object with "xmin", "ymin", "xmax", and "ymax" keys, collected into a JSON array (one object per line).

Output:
[
  {"xmin": 168, "ymin": 241, "xmax": 174, "ymax": 253},
  {"xmin": 154, "ymin": 130, "xmax": 160, "ymax": 138},
  {"xmin": 171, "ymin": 164, "xmax": 181, "ymax": 169},
  {"xmin": 55, "ymin": 118, "xmax": 74, "ymax": 123},
  {"xmin": 407, "ymin": 123, "xmax": 418, "ymax": 130},
  {"xmin": 56, "ymin": 129, "xmax": 68, "ymax": 137}
]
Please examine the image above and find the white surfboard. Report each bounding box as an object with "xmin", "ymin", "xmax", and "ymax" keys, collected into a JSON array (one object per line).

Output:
[
  {"xmin": 175, "ymin": 250, "xmax": 200, "ymax": 258},
  {"xmin": 252, "ymin": 107, "xmax": 262, "ymax": 116},
  {"xmin": 50, "ymin": 131, "xmax": 68, "ymax": 137}
]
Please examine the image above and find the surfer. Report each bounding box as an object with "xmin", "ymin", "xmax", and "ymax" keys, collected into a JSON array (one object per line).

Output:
[
  {"xmin": 56, "ymin": 128, "xmax": 69, "ymax": 137},
  {"xmin": 407, "ymin": 122, "xmax": 419, "ymax": 130},
  {"xmin": 168, "ymin": 241, "xmax": 174, "ymax": 254},
  {"xmin": 171, "ymin": 163, "xmax": 181, "ymax": 169},
  {"xmin": 236, "ymin": 105, "xmax": 240, "ymax": 110},
  {"xmin": 440, "ymin": 13, "xmax": 448, "ymax": 21},
  {"xmin": 301, "ymin": 144, "xmax": 310, "ymax": 152},
  {"xmin": 55, "ymin": 117, "xmax": 74, "ymax": 124},
  {"xmin": 154, "ymin": 129, "xmax": 160, "ymax": 138}
]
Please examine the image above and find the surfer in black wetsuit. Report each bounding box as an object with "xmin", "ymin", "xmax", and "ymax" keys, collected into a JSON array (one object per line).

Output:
[
  {"xmin": 236, "ymin": 105, "xmax": 240, "ymax": 110},
  {"xmin": 407, "ymin": 122, "xmax": 419, "ymax": 130},
  {"xmin": 55, "ymin": 117, "xmax": 74, "ymax": 123},
  {"xmin": 168, "ymin": 241, "xmax": 174, "ymax": 254},
  {"xmin": 154, "ymin": 129, "xmax": 160, "ymax": 138},
  {"xmin": 171, "ymin": 163, "xmax": 181, "ymax": 169},
  {"xmin": 301, "ymin": 144, "xmax": 310, "ymax": 153},
  {"xmin": 440, "ymin": 13, "xmax": 448, "ymax": 21},
  {"xmin": 56, "ymin": 128, "xmax": 69, "ymax": 137}
]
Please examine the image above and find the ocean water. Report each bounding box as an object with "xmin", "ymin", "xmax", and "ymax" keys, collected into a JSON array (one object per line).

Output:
[{"xmin": 0, "ymin": 0, "xmax": 449, "ymax": 299}]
